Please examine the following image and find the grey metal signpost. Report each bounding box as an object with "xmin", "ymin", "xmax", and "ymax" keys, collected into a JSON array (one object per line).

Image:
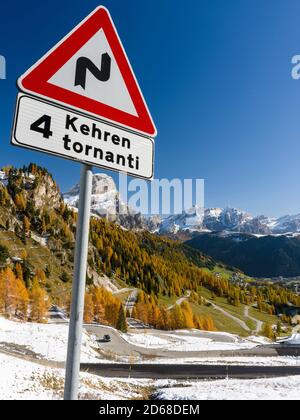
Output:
[{"xmin": 64, "ymin": 164, "xmax": 93, "ymax": 400}]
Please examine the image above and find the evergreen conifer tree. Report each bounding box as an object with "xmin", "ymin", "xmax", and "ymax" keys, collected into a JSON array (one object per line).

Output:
[{"xmin": 116, "ymin": 305, "xmax": 127, "ymax": 332}]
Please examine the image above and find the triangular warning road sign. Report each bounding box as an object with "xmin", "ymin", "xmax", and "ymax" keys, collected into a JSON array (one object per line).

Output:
[{"xmin": 18, "ymin": 6, "xmax": 157, "ymax": 137}]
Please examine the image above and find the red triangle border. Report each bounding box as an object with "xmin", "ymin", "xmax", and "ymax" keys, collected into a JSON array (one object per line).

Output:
[{"xmin": 18, "ymin": 7, "xmax": 157, "ymax": 137}]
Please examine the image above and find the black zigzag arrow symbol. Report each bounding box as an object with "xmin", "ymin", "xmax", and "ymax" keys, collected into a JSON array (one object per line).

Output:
[{"xmin": 74, "ymin": 53, "xmax": 111, "ymax": 89}]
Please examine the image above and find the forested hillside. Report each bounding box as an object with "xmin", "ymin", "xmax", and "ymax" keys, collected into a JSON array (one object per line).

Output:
[
  {"xmin": 187, "ymin": 232, "xmax": 300, "ymax": 277},
  {"xmin": 0, "ymin": 164, "xmax": 299, "ymax": 336}
]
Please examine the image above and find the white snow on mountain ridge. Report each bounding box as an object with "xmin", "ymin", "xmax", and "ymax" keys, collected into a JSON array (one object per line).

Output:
[{"xmin": 63, "ymin": 173, "xmax": 300, "ymax": 236}]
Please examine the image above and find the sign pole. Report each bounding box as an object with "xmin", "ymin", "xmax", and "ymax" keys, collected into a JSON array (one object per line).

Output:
[{"xmin": 64, "ymin": 163, "xmax": 93, "ymax": 400}]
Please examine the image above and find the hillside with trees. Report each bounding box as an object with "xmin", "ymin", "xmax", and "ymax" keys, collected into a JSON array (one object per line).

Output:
[
  {"xmin": 0, "ymin": 164, "xmax": 299, "ymax": 336},
  {"xmin": 187, "ymin": 232, "xmax": 300, "ymax": 277}
]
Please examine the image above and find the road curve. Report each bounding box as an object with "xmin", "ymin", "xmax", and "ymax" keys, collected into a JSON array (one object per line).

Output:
[
  {"xmin": 244, "ymin": 306, "xmax": 263, "ymax": 334},
  {"xmin": 86, "ymin": 324, "xmax": 249, "ymax": 359},
  {"xmin": 85, "ymin": 324, "xmax": 300, "ymax": 359},
  {"xmin": 167, "ymin": 291, "xmax": 191, "ymax": 310},
  {"xmin": 2, "ymin": 344, "xmax": 299, "ymax": 382},
  {"xmin": 125, "ymin": 289, "xmax": 138, "ymax": 316},
  {"xmin": 207, "ymin": 301, "xmax": 250, "ymax": 332}
]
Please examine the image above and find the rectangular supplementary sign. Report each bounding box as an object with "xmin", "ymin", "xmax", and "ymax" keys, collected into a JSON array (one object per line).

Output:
[{"xmin": 12, "ymin": 94, "xmax": 154, "ymax": 180}]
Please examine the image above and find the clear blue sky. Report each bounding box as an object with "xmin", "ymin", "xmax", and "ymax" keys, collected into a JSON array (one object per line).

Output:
[{"xmin": 1, "ymin": 0, "xmax": 300, "ymax": 217}]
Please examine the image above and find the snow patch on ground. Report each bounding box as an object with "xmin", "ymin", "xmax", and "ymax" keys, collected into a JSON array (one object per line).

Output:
[
  {"xmin": 31, "ymin": 232, "xmax": 49, "ymax": 247},
  {"xmin": 0, "ymin": 171, "xmax": 8, "ymax": 187},
  {"xmin": 123, "ymin": 333, "xmax": 172, "ymax": 348},
  {"xmin": 142, "ymin": 356, "xmax": 300, "ymax": 366},
  {"xmin": 89, "ymin": 269, "xmax": 120, "ymax": 293},
  {"xmin": 154, "ymin": 376, "xmax": 300, "ymax": 400},
  {"xmin": 0, "ymin": 317, "xmax": 99, "ymax": 362},
  {"xmin": 122, "ymin": 331, "xmax": 270, "ymax": 352}
]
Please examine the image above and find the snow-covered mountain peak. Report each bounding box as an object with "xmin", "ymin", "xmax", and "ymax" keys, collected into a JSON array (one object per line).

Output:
[
  {"xmin": 63, "ymin": 172, "xmax": 300, "ymax": 236},
  {"xmin": 63, "ymin": 173, "xmax": 153, "ymax": 230},
  {"xmin": 63, "ymin": 173, "xmax": 123, "ymax": 218}
]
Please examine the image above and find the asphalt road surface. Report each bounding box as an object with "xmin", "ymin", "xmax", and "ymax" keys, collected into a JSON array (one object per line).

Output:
[
  {"xmin": 85, "ymin": 324, "xmax": 300, "ymax": 359},
  {"xmin": 80, "ymin": 363, "xmax": 300, "ymax": 380},
  {"xmin": 1, "ymin": 343, "xmax": 300, "ymax": 381},
  {"xmin": 85, "ymin": 324, "xmax": 241, "ymax": 359}
]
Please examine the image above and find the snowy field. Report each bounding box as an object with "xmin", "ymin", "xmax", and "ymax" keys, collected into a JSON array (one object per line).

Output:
[
  {"xmin": 154, "ymin": 377, "xmax": 300, "ymax": 400},
  {"xmin": 1, "ymin": 352, "xmax": 300, "ymax": 400},
  {"xmin": 0, "ymin": 354, "xmax": 300, "ymax": 400},
  {"xmin": 0, "ymin": 317, "xmax": 100, "ymax": 362},
  {"xmin": 1, "ymin": 317, "xmax": 300, "ymax": 400},
  {"xmin": 0, "ymin": 353, "xmax": 150, "ymax": 400}
]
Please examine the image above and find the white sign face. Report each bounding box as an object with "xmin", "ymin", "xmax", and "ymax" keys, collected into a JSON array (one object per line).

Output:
[
  {"xmin": 49, "ymin": 29, "xmax": 138, "ymax": 117},
  {"xmin": 12, "ymin": 95, "xmax": 154, "ymax": 180}
]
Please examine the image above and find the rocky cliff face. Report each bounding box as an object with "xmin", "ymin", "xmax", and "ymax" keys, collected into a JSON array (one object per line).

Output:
[
  {"xmin": 0, "ymin": 168, "xmax": 62, "ymax": 231},
  {"xmin": 64, "ymin": 173, "xmax": 122, "ymax": 219},
  {"xmin": 63, "ymin": 173, "xmax": 157, "ymax": 231},
  {"xmin": 32, "ymin": 175, "xmax": 61, "ymax": 210}
]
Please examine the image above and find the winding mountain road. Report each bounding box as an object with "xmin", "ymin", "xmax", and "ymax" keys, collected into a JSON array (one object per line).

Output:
[
  {"xmin": 204, "ymin": 300, "xmax": 250, "ymax": 332},
  {"xmin": 86, "ymin": 324, "xmax": 238, "ymax": 359},
  {"xmin": 125, "ymin": 289, "xmax": 138, "ymax": 316},
  {"xmin": 2, "ymin": 344, "xmax": 300, "ymax": 381},
  {"xmin": 172, "ymin": 291, "xmax": 251, "ymax": 333},
  {"xmin": 244, "ymin": 306, "xmax": 263, "ymax": 334},
  {"xmin": 85, "ymin": 324, "xmax": 300, "ymax": 359},
  {"xmin": 167, "ymin": 291, "xmax": 191, "ymax": 310}
]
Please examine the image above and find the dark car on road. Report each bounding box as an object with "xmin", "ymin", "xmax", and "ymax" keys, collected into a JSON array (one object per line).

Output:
[{"xmin": 102, "ymin": 334, "xmax": 111, "ymax": 342}]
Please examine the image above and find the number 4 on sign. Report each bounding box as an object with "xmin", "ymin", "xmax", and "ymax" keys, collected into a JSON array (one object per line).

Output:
[{"xmin": 30, "ymin": 115, "xmax": 53, "ymax": 139}]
